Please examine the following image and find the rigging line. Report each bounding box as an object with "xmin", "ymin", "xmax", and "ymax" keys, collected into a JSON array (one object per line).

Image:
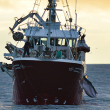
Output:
[
  {"xmin": 13, "ymin": 69, "xmax": 26, "ymax": 99},
  {"xmin": 61, "ymin": 0, "xmax": 72, "ymax": 30},
  {"xmin": 16, "ymin": 41, "xmax": 19, "ymax": 47},
  {"xmin": 66, "ymin": 0, "xmax": 72, "ymax": 18},
  {"xmin": 32, "ymin": 0, "xmax": 37, "ymax": 12},
  {"xmin": 5, "ymin": 69, "xmax": 13, "ymax": 78},
  {"xmin": 33, "ymin": 0, "xmax": 36, "ymax": 11},
  {"xmin": 19, "ymin": 60, "xmax": 44, "ymax": 100},
  {"xmin": 40, "ymin": 8, "xmax": 46, "ymax": 23},
  {"xmin": 62, "ymin": 10, "xmax": 69, "ymax": 30},
  {"xmin": 32, "ymin": 0, "xmax": 41, "ymax": 14},
  {"xmin": 61, "ymin": 0, "xmax": 69, "ymax": 20},
  {"xmin": 55, "ymin": 25, "xmax": 58, "ymax": 37},
  {"xmin": 56, "ymin": 13, "xmax": 74, "ymax": 60},
  {"xmin": 32, "ymin": 8, "xmax": 47, "ymax": 44},
  {"xmin": 62, "ymin": 0, "xmax": 72, "ymax": 19},
  {"xmin": 37, "ymin": 0, "xmax": 41, "ymax": 12}
]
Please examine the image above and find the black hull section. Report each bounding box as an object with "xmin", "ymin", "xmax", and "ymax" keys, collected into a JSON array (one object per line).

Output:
[{"xmin": 13, "ymin": 60, "xmax": 84, "ymax": 105}]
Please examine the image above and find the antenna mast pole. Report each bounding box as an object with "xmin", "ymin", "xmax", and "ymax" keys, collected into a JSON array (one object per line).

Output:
[
  {"xmin": 47, "ymin": 0, "xmax": 56, "ymax": 48},
  {"xmin": 75, "ymin": 0, "xmax": 77, "ymax": 31}
]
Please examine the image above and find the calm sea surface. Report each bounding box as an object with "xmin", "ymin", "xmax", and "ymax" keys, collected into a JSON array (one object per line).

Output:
[{"xmin": 0, "ymin": 64, "xmax": 110, "ymax": 110}]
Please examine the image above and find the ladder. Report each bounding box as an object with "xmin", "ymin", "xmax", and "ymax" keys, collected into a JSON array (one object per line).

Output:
[{"xmin": 32, "ymin": 0, "xmax": 41, "ymax": 13}]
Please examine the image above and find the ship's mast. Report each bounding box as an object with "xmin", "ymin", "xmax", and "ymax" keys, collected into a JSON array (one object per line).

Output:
[{"xmin": 47, "ymin": 0, "xmax": 56, "ymax": 48}]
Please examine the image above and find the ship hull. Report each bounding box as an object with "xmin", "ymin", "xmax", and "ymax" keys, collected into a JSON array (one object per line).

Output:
[{"xmin": 13, "ymin": 58, "xmax": 84, "ymax": 105}]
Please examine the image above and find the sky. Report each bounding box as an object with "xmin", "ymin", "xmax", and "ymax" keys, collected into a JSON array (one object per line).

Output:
[{"xmin": 0, "ymin": 0, "xmax": 110, "ymax": 64}]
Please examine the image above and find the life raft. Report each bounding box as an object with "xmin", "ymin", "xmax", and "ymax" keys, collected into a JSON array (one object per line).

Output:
[{"xmin": 77, "ymin": 46, "xmax": 90, "ymax": 52}]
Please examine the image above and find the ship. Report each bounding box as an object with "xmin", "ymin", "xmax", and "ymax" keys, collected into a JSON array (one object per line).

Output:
[{"xmin": 1, "ymin": 0, "xmax": 97, "ymax": 105}]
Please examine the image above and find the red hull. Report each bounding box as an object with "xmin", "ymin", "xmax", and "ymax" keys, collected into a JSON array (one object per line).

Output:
[{"xmin": 13, "ymin": 59, "xmax": 84, "ymax": 105}]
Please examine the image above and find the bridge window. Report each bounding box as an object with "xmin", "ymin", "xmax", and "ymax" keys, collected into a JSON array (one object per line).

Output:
[
  {"xmin": 41, "ymin": 38, "xmax": 47, "ymax": 46},
  {"xmin": 34, "ymin": 38, "xmax": 40, "ymax": 45},
  {"xmin": 50, "ymin": 38, "xmax": 54, "ymax": 46},
  {"xmin": 69, "ymin": 39, "xmax": 76, "ymax": 47},
  {"xmin": 34, "ymin": 38, "xmax": 47, "ymax": 46}
]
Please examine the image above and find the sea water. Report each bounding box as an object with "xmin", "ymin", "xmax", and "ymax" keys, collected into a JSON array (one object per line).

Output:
[{"xmin": 0, "ymin": 64, "xmax": 110, "ymax": 110}]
